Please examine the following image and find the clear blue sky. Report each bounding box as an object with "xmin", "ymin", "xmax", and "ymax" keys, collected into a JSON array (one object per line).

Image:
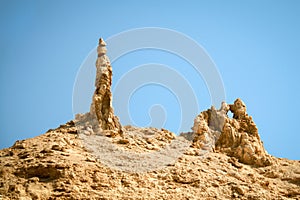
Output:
[{"xmin": 0, "ymin": 1, "xmax": 299, "ymax": 160}]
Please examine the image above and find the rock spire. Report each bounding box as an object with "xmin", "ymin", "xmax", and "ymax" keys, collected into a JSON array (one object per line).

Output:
[{"xmin": 89, "ymin": 38, "xmax": 122, "ymax": 135}]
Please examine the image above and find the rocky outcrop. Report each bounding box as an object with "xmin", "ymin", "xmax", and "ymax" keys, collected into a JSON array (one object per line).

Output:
[
  {"xmin": 192, "ymin": 98, "xmax": 272, "ymax": 167},
  {"xmin": 1, "ymin": 37, "xmax": 299, "ymax": 199},
  {"xmin": 191, "ymin": 102, "xmax": 228, "ymax": 151},
  {"xmin": 90, "ymin": 38, "xmax": 122, "ymax": 134},
  {"xmin": 0, "ymin": 121, "xmax": 299, "ymax": 199},
  {"xmin": 76, "ymin": 38, "xmax": 122, "ymax": 137}
]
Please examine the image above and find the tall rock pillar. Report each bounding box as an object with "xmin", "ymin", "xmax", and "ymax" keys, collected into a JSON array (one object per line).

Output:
[{"xmin": 90, "ymin": 38, "xmax": 122, "ymax": 136}]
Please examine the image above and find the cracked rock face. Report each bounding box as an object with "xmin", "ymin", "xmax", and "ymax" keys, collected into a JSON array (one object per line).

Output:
[
  {"xmin": 89, "ymin": 38, "xmax": 122, "ymax": 135},
  {"xmin": 192, "ymin": 98, "xmax": 272, "ymax": 167}
]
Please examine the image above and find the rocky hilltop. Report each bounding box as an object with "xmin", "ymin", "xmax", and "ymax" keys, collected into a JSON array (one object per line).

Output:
[
  {"xmin": 0, "ymin": 39, "xmax": 299, "ymax": 199},
  {"xmin": 0, "ymin": 119, "xmax": 299, "ymax": 199}
]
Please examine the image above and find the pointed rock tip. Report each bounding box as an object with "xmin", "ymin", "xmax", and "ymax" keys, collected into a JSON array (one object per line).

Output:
[{"xmin": 99, "ymin": 38, "xmax": 107, "ymax": 46}]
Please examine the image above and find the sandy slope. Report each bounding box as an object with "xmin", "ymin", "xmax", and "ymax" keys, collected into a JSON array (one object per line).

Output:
[{"xmin": 0, "ymin": 121, "xmax": 299, "ymax": 199}]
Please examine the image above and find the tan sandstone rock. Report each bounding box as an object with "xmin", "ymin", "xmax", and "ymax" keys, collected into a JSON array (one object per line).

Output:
[
  {"xmin": 0, "ymin": 121, "xmax": 299, "ymax": 199},
  {"xmin": 90, "ymin": 38, "xmax": 122, "ymax": 135},
  {"xmin": 76, "ymin": 38, "xmax": 122, "ymax": 137},
  {"xmin": 192, "ymin": 98, "xmax": 272, "ymax": 167},
  {"xmin": 1, "ymin": 38, "xmax": 299, "ymax": 199}
]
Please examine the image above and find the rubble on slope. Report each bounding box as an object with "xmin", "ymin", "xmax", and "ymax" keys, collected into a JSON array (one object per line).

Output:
[{"xmin": 0, "ymin": 121, "xmax": 299, "ymax": 199}]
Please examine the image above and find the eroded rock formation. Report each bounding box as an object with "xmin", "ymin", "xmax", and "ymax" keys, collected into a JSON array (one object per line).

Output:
[
  {"xmin": 192, "ymin": 98, "xmax": 272, "ymax": 167},
  {"xmin": 1, "ymin": 120, "xmax": 299, "ymax": 199},
  {"xmin": 2, "ymin": 37, "xmax": 300, "ymax": 199},
  {"xmin": 87, "ymin": 38, "xmax": 122, "ymax": 135},
  {"xmin": 75, "ymin": 38, "xmax": 122, "ymax": 137}
]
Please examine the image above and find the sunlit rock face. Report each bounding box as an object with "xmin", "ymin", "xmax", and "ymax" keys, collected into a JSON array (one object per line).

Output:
[
  {"xmin": 89, "ymin": 38, "xmax": 122, "ymax": 136},
  {"xmin": 192, "ymin": 98, "xmax": 272, "ymax": 167},
  {"xmin": 2, "ymin": 37, "xmax": 300, "ymax": 200}
]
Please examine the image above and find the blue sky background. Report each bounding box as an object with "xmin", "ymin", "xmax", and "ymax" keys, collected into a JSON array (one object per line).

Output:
[{"xmin": 0, "ymin": 0, "xmax": 299, "ymax": 160}]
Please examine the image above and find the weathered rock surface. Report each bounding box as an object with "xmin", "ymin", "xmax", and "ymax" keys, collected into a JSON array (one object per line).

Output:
[
  {"xmin": 192, "ymin": 98, "xmax": 272, "ymax": 167},
  {"xmin": 0, "ymin": 121, "xmax": 299, "ymax": 199},
  {"xmin": 1, "ymin": 38, "xmax": 299, "ymax": 199},
  {"xmin": 88, "ymin": 38, "xmax": 122, "ymax": 136}
]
